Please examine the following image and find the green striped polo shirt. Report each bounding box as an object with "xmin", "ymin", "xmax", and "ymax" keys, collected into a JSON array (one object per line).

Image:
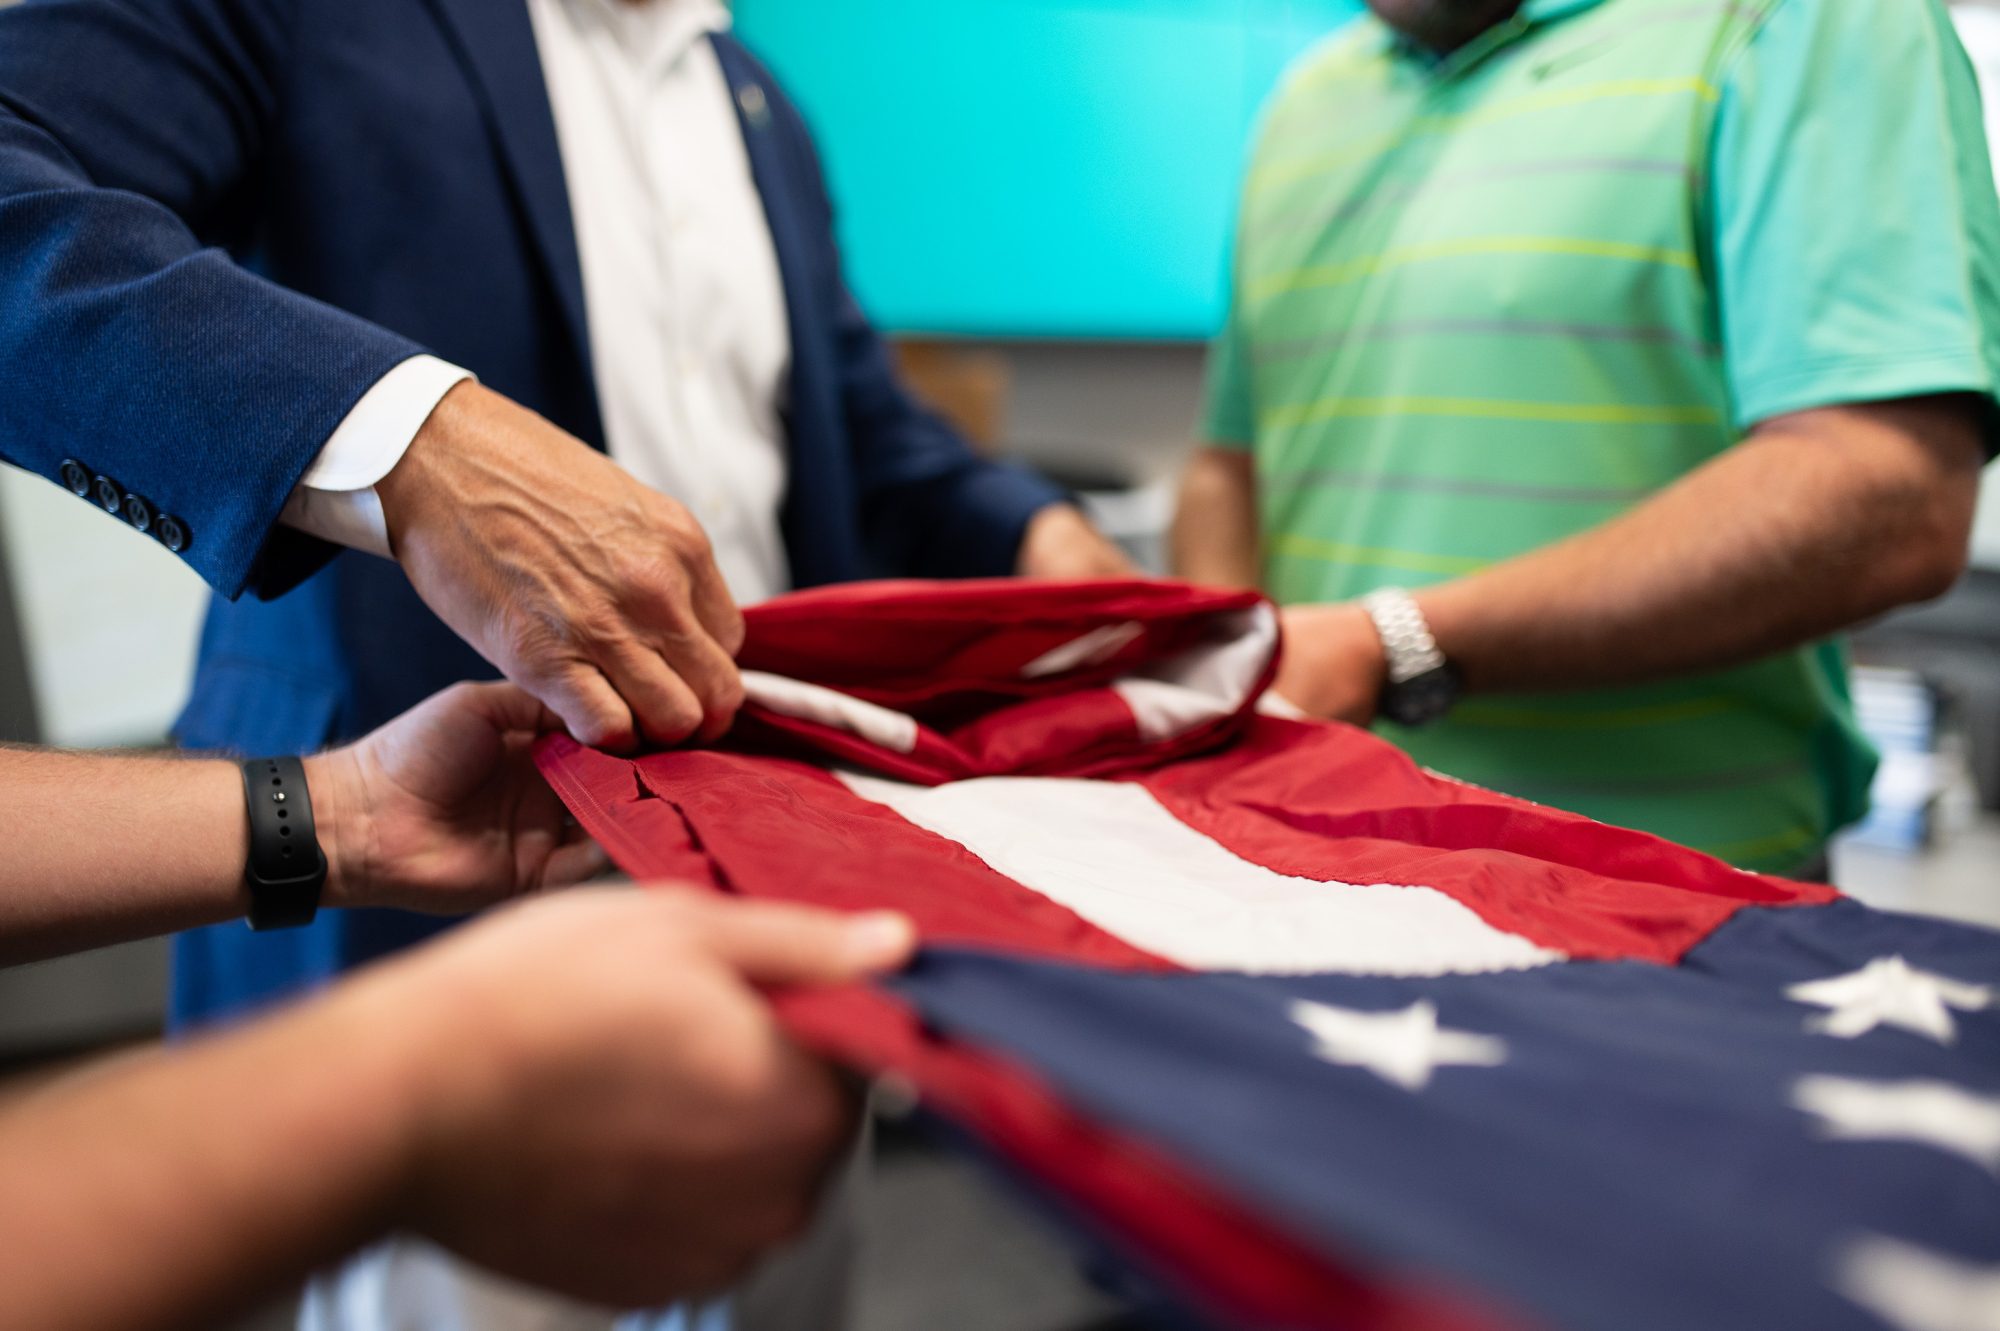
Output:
[{"xmin": 1205, "ymin": 0, "xmax": 2000, "ymax": 872}]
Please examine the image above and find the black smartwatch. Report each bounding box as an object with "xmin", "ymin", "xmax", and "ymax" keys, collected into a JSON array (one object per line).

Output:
[{"xmin": 241, "ymin": 756, "xmax": 327, "ymax": 931}]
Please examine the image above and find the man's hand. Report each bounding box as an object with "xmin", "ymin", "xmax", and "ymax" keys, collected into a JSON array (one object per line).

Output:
[
  {"xmin": 1016, "ymin": 504, "xmax": 1138, "ymax": 579},
  {"xmin": 306, "ymin": 682, "xmax": 607, "ymax": 916},
  {"xmin": 374, "ymin": 890, "xmax": 916, "ymax": 1306},
  {"xmin": 0, "ymin": 890, "xmax": 916, "ymax": 1330},
  {"xmin": 1273, "ymin": 602, "xmax": 1386, "ymax": 727},
  {"xmin": 378, "ymin": 383, "xmax": 747, "ymax": 752}
]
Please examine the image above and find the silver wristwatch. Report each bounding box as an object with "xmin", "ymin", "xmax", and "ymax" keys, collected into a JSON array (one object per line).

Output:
[{"xmin": 1360, "ymin": 588, "xmax": 1462, "ymax": 727}]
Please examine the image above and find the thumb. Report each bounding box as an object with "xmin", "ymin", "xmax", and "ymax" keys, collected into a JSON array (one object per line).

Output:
[
  {"xmin": 453, "ymin": 680, "xmax": 568, "ymax": 737},
  {"xmin": 695, "ymin": 902, "xmax": 917, "ymax": 987}
]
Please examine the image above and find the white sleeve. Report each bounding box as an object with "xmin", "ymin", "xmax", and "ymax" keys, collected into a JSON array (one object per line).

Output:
[{"xmin": 280, "ymin": 355, "xmax": 474, "ymax": 559}]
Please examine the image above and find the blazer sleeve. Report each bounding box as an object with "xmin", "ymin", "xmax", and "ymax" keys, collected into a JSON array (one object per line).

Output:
[
  {"xmin": 0, "ymin": 0, "xmax": 426, "ymax": 600},
  {"xmin": 766, "ymin": 82, "xmax": 1069, "ymax": 580}
]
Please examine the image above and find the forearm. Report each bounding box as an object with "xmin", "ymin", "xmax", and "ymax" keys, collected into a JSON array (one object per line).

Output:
[
  {"xmin": 0, "ymin": 748, "xmax": 358, "ymax": 965},
  {"xmin": 0, "ymin": 974, "xmax": 432, "ymax": 1331},
  {"xmin": 1171, "ymin": 446, "xmax": 1262, "ymax": 588},
  {"xmin": 1415, "ymin": 399, "xmax": 1985, "ymax": 694}
]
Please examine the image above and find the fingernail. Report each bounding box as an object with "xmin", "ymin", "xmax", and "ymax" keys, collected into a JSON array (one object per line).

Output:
[{"xmin": 845, "ymin": 912, "xmax": 917, "ymax": 969}]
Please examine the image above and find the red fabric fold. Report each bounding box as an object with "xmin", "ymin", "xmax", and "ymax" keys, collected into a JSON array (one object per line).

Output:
[{"xmin": 730, "ymin": 578, "xmax": 1278, "ymax": 783}]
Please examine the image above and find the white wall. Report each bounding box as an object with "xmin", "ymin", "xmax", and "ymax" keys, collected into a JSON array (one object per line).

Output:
[
  {"xmin": 0, "ymin": 470, "xmax": 207, "ymax": 747},
  {"xmin": 980, "ymin": 341, "xmax": 1205, "ymax": 486},
  {"xmin": 1976, "ymin": 481, "xmax": 2000, "ymax": 569}
]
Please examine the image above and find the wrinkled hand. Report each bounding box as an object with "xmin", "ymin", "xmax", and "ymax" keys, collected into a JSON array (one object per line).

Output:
[
  {"xmin": 379, "ymin": 383, "xmax": 747, "ymax": 752},
  {"xmin": 1016, "ymin": 504, "xmax": 1138, "ymax": 580},
  {"xmin": 1272, "ymin": 602, "xmax": 1387, "ymax": 726},
  {"xmin": 306, "ymin": 682, "xmax": 606, "ymax": 914},
  {"xmin": 373, "ymin": 889, "xmax": 916, "ymax": 1307}
]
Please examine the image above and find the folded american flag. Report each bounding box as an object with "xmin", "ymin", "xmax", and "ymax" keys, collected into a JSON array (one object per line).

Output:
[{"xmin": 539, "ymin": 580, "xmax": 2000, "ymax": 1331}]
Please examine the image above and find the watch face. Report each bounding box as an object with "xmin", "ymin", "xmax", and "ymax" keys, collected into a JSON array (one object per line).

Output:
[{"xmin": 1383, "ymin": 666, "xmax": 1461, "ymax": 728}]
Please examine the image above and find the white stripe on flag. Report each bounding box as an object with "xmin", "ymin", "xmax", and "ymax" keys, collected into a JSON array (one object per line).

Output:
[
  {"xmin": 839, "ymin": 773, "xmax": 1563, "ymax": 977},
  {"xmin": 742, "ymin": 671, "xmax": 920, "ymax": 753},
  {"xmin": 1112, "ymin": 605, "xmax": 1277, "ymax": 743}
]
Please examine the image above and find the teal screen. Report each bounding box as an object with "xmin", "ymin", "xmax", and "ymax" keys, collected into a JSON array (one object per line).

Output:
[{"xmin": 732, "ymin": 1, "xmax": 1363, "ymax": 339}]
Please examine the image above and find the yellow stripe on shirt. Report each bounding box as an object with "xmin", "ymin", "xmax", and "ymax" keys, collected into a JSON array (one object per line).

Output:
[
  {"xmin": 1259, "ymin": 394, "xmax": 1723, "ymax": 433},
  {"xmin": 1251, "ymin": 78, "xmax": 1722, "ymax": 197},
  {"xmin": 1247, "ymin": 236, "xmax": 1699, "ymax": 305},
  {"xmin": 1267, "ymin": 534, "xmax": 1491, "ymax": 578}
]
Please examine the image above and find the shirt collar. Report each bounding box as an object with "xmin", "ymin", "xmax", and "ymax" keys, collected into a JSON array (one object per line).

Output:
[
  {"xmin": 1372, "ymin": 0, "xmax": 1610, "ymax": 68},
  {"xmin": 573, "ymin": 0, "xmax": 730, "ymax": 74}
]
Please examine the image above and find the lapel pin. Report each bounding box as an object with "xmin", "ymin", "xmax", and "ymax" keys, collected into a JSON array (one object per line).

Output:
[{"xmin": 738, "ymin": 82, "xmax": 771, "ymax": 129}]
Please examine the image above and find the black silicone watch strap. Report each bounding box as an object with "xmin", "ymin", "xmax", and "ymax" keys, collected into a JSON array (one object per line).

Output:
[{"xmin": 241, "ymin": 756, "xmax": 326, "ymax": 931}]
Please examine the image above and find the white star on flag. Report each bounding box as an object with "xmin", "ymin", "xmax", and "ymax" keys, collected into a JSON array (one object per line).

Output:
[
  {"xmin": 1290, "ymin": 998, "xmax": 1507, "ymax": 1092},
  {"xmin": 1840, "ymin": 1236, "xmax": 2000, "ymax": 1331},
  {"xmin": 1786, "ymin": 956, "xmax": 1992, "ymax": 1044},
  {"xmin": 1794, "ymin": 1075, "xmax": 2000, "ymax": 1173}
]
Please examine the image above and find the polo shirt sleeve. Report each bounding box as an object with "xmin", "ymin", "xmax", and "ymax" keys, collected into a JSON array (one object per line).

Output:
[
  {"xmin": 1201, "ymin": 286, "xmax": 1259, "ymax": 449},
  {"xmin": 1709, "ymin": 0, "xmax": 2000, "ymax": 449}
]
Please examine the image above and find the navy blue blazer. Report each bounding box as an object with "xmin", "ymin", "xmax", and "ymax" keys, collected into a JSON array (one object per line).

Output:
[{"xmin": 0, "ymin": 0, "xmax": 1065, "ymax": 1023}]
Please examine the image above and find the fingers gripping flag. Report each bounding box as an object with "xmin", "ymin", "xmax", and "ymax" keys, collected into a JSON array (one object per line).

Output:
[{"xmin": 538, "ymin": 580, "xmax": 2000, "ymax": 1331}]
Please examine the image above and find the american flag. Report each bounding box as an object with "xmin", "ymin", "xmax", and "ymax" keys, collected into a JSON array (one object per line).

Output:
[{"xmin": 541, "ymin": 580, "xmax": 2000, "ymax": 1331}]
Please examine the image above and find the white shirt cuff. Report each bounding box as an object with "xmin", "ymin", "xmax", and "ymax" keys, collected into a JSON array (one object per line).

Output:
[{"xmin": 281, "ymin": 355, "xmax": 474, "ymax": 559}]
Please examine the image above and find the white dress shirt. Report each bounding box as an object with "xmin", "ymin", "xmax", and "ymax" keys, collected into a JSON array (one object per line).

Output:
[
  {"xmin": 298, "ymin": 11, "xmax": 805, "ymax": 1329},
  {"xmin": 283, "ymin": 0, "xmax": 794, "ymax": 607}
]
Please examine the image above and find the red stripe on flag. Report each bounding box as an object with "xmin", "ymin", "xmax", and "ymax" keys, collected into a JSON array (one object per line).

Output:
[
  {"xmin": 533, "ymin": 737, "xmax": 730, "ymax": 891},
  {"xmin": 537, "ymin": 736, "xmax": 1169, "ymax": 972},
  {"xmin": 1134, "ymin": 718, "xmax": 1837, "ymax": 965}
]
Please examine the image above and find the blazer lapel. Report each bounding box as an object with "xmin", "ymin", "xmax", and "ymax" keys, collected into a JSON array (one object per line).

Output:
[
  {"xmin": 711, "ymin": 34, "xmax": 819, "ymax": 407},
  {"xmin": 420, "ymin": 0, "xmax": 594, "ymax": 389}
]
